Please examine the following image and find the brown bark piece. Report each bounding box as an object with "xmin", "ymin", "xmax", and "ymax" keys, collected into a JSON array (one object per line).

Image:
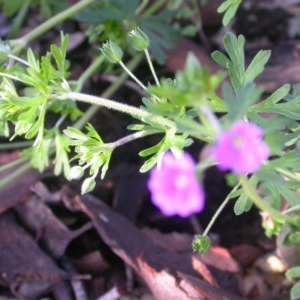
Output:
[
  {"xmin": 13, "ymin": 193, "xmax": 92, "ymax": 258},
  {"xmin": 0, "ymin": 164, "xmax": 39, "ymax": 213},
  {"xmin": 0, "ymin": 211, "xmax": 67, "ymax": 299},
  {"xmin": 75, "ymin": 194, "xmax": 243, "ymax": 299}
]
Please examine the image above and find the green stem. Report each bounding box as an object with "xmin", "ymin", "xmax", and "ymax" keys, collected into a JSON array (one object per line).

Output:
[
  {"xmin": 283, "ymin": 204, "xmax": 300, "ymax": 215},
  {"xmin": 108, "ymin": 130, "xmax": 155, "ymax": 148},
  {"xmin": 144, "ymin": 48, "xmax": 160, "ymax": 86},
  {"xmin": 73, "ymin": 54, "xmax": 144, "ymax": 130},
  {"xmin": 10, "ymin": 0, "xmax": 95, "ymax": 53},
  {"xmin": 7, "ymin": 0, "xmax": 31, "ymax": 39},
  {"xmin": 0, "ymin": 161, "xmax": 32, "ymax": 190},
  {"xmin": 239, "ymin": 176, "xmax": 292, "ymax": 224},
  {"xmin": 8, "ymin": 54, "xmax": 30, "ymax": 66},
  {"xmin": 142, "ymin": 0, "xmax": 167, "ymax": 17},
  {"xmin": 56, "ymin": 91, "xmax": 174, "ymax": 129},
  {"xmin": 0, "ymin": 156, "xmax": 28, "ymax": 174},
  {"xmin": 0, "ymin": 141, "xmax": 33, "ymax": 150},
  {"xmin": 76, "ymin": 55, "xmax": 106, "ymax": 92},
  {"xmin": 275, "ymin": 167, "xmax": 300, "ymax": 183},
  {"xmin": 203, "ymin": 182, "xmax": 241, "ymax": 236},
  {"xmin": 135, "ymin": 0, "xmax": 149, "ymax": 15},
  {"xmin": 118, "ymin": 60, "xmax": 147, "ymax": 91}
]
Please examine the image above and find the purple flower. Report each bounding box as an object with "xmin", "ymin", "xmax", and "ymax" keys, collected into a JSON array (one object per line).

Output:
[
  {"xmin": 211, "ymin": 121, "xmax": 269, "ymax": 174},
  {"xmin": 148, "ymin": 152, "xmax": 205, "ymax": 217}
]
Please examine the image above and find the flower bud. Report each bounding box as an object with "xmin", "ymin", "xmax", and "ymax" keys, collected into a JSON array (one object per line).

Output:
[
  {"xmin": 0, "ymin": 42, "xmax": 12, "ymax": 64},
  {"xmin": 127, "ymin": 27, "xmax": 149, "ymax": 51},
  {"xmin": 192, "ymin": 235, "xmax": 210, "ymax": 255},
  {"xmin": 69, "ymin": 166, "xmax": 84, "ymax": 180},
  {"xmin": 81, "ymin": 177, "xmax": 96, "ymax": 194},
  {"xmin": 100, "ymin": 40, "xmax": 123, "ymax": 63}
]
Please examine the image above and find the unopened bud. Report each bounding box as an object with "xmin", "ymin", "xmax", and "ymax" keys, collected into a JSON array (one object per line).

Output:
[
  {"xmin": 81, "ymin": 177, "xmax": 96, "ymax": 194},
  {"xmin": 0, "ymin": 42, "xmax": 12, "ymax": 64},
  {"xmin": 100, "ymin": 40, "xmax": 123, "ymax": 63},
  {"xmin": 70, "ymin": 166, "xmax": 84, "ymax": 180},
  {"xmin": 128, "ymin": 27, "xmax": 149, "ymax": 51}
]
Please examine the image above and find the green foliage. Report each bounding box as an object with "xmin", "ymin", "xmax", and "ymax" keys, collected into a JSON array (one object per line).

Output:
[
  {"xmin": 0, "ymin": 0, "xmax": 68, "ymax": 18},
  {"xmin": 63, "ymin": 123, "xmax": 112, "ymax": 185},
  {"xmin": 212, "ymin": 32, "xmax": 271, "ymax": 91},
  {"xmin": 76, "ymin": 0, "xmax": 180, "ymax": 64},
  {"xmin": 217, "ymin": 0, "xmax": 242, "ymax": 26},
  {"xmin": 0, "ymin": 3, "xmax": 300, "ymax": 298},
  {"xmin": 0, "ymin": 33, "xmax": 79, "ymax": 176}
]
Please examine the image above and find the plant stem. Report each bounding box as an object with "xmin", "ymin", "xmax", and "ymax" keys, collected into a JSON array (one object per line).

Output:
[
  {"xmin": 10, "ymin": 0, "xmax": 95, "ymax": 53},
  {"xmin": 239, "ymin": 176, "xmax": 293, "ymax": 224},
  {"xmin": 73, "ymin": 54, "xmax": 143, "ymax": 130},
  {"xmin": 142, "ymin": 0, "xmax": 167, "ymax": 17},
  {"xmin": 0, "ymin": 156, "xmax": 28, "ymax": 174},
  {"xmin": 0, "ymin": 141, "xmax": 33, "ymax": 150},
  {"xmin": 275, "ymin": 167, "xmax": 300, "ymax": 183},
  {"xmin": 7, "ymin": 0, "xmax": 31, "ymax": 39},
  {"xmin": 203, "ymin": 182, "xmax": 241, "ymax": 236},
  {"xmin": 8, "ymin": 54, "xmax": 30, "ymax": 66},
  {"xmin": 56, "ymin": 91, "xmax": 174, "ymax": 129},
  {"xmin": 144, "ymin": 49, "xmax": 160, "ymax": 86},
  {"xmin": 108, "ymin": 130, "xmax": 155, "ymax": 148},
  {"xmin": 135, "ymin": 0, "xmax": 149, "ymax": 16},
  {"xmin": 0, "ymin": 161, "xmax": 32, "ymax": 190},
  {"xmin": 118, "ymin": 60, "xmax": 147, "ymax": 91},
  {"xmin": 76, "ymin": 55, "xmax": 106, "ymax": 92}
]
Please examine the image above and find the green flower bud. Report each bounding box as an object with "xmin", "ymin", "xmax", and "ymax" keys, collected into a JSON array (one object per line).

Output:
[
  {"xmin": 0, "ymin": 42, "xmax": 12, "ymax": 64},
  {"xmin": 81, "ymin": 177, "xmax": 96, "ymax": 194},
  {"xmin": 192, "ymin": 235, "xmax": 210, "ymax": 255},
  {"xmin": 100, "ymin": 40, "xmax": 123, "ymax": 63},
  {"xmin": 128, "ymin": 27, "xmax": 149, "ymax": 51},
  {"xmin": 70, "ymin": 166, "xmax": 84, "ymax": 180}
]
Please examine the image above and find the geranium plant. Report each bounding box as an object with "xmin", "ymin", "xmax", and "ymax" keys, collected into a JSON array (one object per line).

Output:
[{"xmin": 0, "ymin": 0, "xmax": 300, "ymax": 298}]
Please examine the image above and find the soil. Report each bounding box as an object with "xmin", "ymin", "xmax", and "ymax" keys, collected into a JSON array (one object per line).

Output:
[{"xmin": 0, "ymin": 1, "xmax": 299, "ymax": 299}]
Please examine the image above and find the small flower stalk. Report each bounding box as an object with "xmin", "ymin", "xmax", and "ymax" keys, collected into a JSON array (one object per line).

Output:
[
  {"xmin": 211, "ymin": 121, "xmax": 269, "ymax": 175},
  {"xmin": 127, "ymin": 27, "xmax": 149, "ymax": 51},
  {"xmin": 148, "ymin": 152, "xmax": 205, "ymax": 217}
]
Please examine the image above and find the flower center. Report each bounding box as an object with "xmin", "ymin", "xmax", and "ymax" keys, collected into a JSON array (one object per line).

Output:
[
  {"xmin": 233, "ymin": 136, "xmax": 244, "ymax": 148},
  {"xmin": 175, "ymin": 174, "xmax": 189, "ymax": 188}
]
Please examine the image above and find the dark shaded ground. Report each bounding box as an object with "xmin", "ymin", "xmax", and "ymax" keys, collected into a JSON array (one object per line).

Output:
[{"xmin": 0, "ymin": 1, "xmax": 299, "ymax": 299}]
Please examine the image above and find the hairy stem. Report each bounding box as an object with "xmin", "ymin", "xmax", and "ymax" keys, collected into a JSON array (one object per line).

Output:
[
  {"xmin": 73, "ymin": 54, "xmax": 144, "ymax": 130},
  {"xmin": 56, "ymin": 91, "xmax": 174, "ymax": 129}
]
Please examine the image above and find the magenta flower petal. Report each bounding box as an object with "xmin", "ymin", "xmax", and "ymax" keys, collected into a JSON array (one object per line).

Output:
[
  {"xmin": 211, "ymin": 121, "xmax": 269, "ymax": 175},
  {"xmin": 148, "ymin": 152, "xmax": 205, "ymax": 217}
]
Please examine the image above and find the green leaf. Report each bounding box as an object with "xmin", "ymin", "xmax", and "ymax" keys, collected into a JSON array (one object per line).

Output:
[
  {"xmin": 234, "ymin": 192, "xmax": 253, "ymax": 215},
  {"xmin": 291, "ymin": 281, "xmax": 300, "ymax": 300},
  {"xmin": 234, "ymin": 176, "xmax": 258, "ymax": 215},
  {"xmin": 217, "ymin": 0, "xmax": 242, "ymax": 26},
  {"xmin": 245, "ymin": 50, "xmax": 271, "ymax": 83},
  {"xmin": 211, "ymin": 50, "xmax": 230, "ymax": 69},
  {"xmin": 64, "ymin": 127, "xmax": 89, "ymax": 141},
  {"xmin": 139, "ymin": 139, "xmax": 164, "ymax": 157},
  {"xmin": 54, "ymin": 133, "xmax": 70, "ymax": 177},
  {"xmin": 2, "ymin": 0, "xmax": 23, "ymax": 16},
  {"xmin": 288, "ymin": 232, "xmax": 300, "ymax": 244}
]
